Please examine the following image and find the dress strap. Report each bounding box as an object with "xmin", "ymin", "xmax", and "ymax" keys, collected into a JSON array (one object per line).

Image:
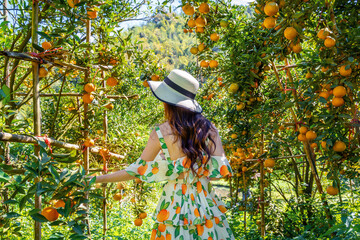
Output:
[{"xmin": 155, "ymin": 126, "xmax": 171, "ymax": 161}]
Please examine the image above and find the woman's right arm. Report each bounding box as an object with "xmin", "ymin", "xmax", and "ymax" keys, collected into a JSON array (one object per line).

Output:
[{"xmin": 209, "ymin": 128, "xmax": 229, "ymax": 181}]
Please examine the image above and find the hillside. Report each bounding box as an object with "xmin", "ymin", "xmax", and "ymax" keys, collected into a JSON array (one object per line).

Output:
[{"xmin": 127, "ymin": 13, "xmax": 197, "ymax": 71}]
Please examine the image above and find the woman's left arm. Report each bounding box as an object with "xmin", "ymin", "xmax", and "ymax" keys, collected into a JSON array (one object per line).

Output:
[{"xmin": 93, "ymin": 129, "xmax": 161, "ymax": 183}]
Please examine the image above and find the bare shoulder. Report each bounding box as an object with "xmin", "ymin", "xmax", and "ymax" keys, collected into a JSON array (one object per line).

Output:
[{"xmin": 158, "ymin": 122, "xmax": 173, "ymax": 136}]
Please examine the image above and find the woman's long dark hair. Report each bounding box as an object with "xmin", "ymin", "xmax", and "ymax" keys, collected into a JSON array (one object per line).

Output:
[{"xmin": 164, "ymin": 102, "xmax": 215, "ymax": 176}]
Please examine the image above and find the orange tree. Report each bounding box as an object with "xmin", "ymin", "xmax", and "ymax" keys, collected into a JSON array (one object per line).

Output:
[
  {"xmin": 181, "ymin": 0, "xmax": 359, "ymax": 238},
  {"xmin": 0, "ymin": 0, "xmax": 171, "ymax": 238}
]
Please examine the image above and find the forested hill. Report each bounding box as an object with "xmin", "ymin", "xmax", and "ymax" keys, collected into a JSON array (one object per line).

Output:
[{"xmin": 127, "ymin": 13, "xmax": 197, "ymax": 70}]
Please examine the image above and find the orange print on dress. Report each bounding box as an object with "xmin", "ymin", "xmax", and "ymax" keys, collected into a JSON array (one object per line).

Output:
[
  {"xmin": 191, "ymin": 193, "xmax": 195, "ymax": 201},
  {"xmin": 196, "ymin": 224, "xmax": 204, "ymax": 236},
  {"xmin": 214, "ymin": 217, "xmax": 220, "ymax": 224},
  {"xmin": 175, "ymin": 206, "xmax": 181, "ymax": 214},
  {"xmin": 220, "ymin": 165, "xmax": 230, "ymax": 176},
  {"xmin": 182, "ymin": 157, "xmax": 191, "ymax": 168},
  {"xmin": 205, "ymin": 219, "xmax": 213, "ymax": 228},
  {"xmin": 218, "ymin": 205, "xmax": 227, "ymax": 213},
  {"xmin": 194, "ymin": 208, "xmax": 200, "ymax": 217},
  {"xmin": 158, "ymin": 223, "xmax": 166, "ymax": 232},
  {"xmin": 150, "ymin": 229, "xmax": 157, "ymax": 240},
  {"xmin": 157, "ymin": 209, "xmax": 170, "ymax": 222},
  {"xmin": 152, "ymin": 167, "xmax": 159, "ymax": 174},
  {"xmin": 166, "ymin": 234, "xmax": 171, "ymax": 240},
  {"xmin": 196, "ymin": 181, "xmax": 202, "ymax": 193},
  {"xmin": 137, "ymin": 165, "xmax": 148, "ymax": 175},
  {"xmin": 182, "ymin": 184, "xmax": 187, "ymax": 194}
]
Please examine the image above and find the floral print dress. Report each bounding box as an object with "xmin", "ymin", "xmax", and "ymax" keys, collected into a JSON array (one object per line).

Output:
[{"xmin": 125, "ymin": 126, "xmax": 235, "ymax": 240}]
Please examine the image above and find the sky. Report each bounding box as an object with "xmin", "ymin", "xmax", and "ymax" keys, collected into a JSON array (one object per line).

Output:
[{"xmin": 120, "ymin": 0, "xmax": 255, "ymax": 30}]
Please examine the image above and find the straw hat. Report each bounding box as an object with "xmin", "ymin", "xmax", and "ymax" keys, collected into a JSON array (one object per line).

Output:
[{"xmin": 147, "ymin": 69, "xmax": 202, "ymax": 113}]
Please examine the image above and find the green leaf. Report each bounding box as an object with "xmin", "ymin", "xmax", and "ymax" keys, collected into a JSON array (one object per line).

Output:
[
  {"xmin": 37, "ymin": 31, "xmax": 51, "ymax": 41},
  {"xmin": 0, "ymin": 170, "xmax": 10, "ymax": 182},
  {"xmin": 30, "ymin": 213, "xmax": 48, "ymax": 222},
  {"xmin": 3, "ymin": 212, "xmax": 21, "ymax": 218},
  {"xmin": 89, "ymin": 193, "xmax": 105, "ymax": 199},
  {"xmin": 211, "ymin": 157, "xmax": 219, "ymax": 169},
  {"xmin": 32, "ymin": 43, "xmax": 44, "ymax": 52}
]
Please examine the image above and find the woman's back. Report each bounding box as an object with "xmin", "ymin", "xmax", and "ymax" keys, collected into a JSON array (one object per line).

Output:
[{"xmin": 125, "ymin": 123, "xmax": 234, "ymax": 240}]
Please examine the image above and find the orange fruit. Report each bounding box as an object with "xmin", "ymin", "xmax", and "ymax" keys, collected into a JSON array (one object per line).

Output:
[
  {"xmin": 264, "ymin": 158, "xmax": 275, "ymax": 168},
  {"xmin": 195, "ymin": 27, "xmax": 204, "ymax": 33},
  {"xmin": 317, "ymin": 28, "xmax": 330, "ymax": 39},
  {"xmin": 306, "ymin": 131, "xmax": 317, "ymax": 141},
  {"xmin": 106, "ymin": 77, "xmax": 118, "ymax": 86},
  {"xmin": 263, "ymin": 17, "xmax": 276, "ymax": 29},
  {"xmin": 214, "ymin": 217, "xmax": 220, "ymax": 224},
  {"xmin": 228, "ymin": 83, "xmax": 239, "ymax": 93},
  {"xmin": 333, "ymin": 86, "xmax": 346, "ymax": 97},
  {"xmin": 39, "ymin": 67, "xmax": 48, "ymax": 78},
  {"xmin": 183, "ymin": 29, "xmax": 188, "ymax": 33},
  {"xmin": 326, "ymin": 186, "xmax": 339, "ymax": 195},
  {"xmin": 297, "ymin": 133, "xmax": 307, "ymax": 141},
  {"xmin": 82, "ymin": 93, "xmax": 94, "ymax": 104},
  {"xmin": 42, "ymin": 41, "xmax": 52, "ymax": 50},
  {"xmin": 190, "ymin": 47, "xmax": 198, "ymax": 54},
  {"xmin": 305, "ymin": 72, "xmax": 313, "ymax": 79},
  {"xmin": 138, "ymin": 212, "xmax": 147, "ymax": 219},
  {"xmin": 158, "ymin": 223, "xmax": 166, "ymax": 232},
  {"xmin": 195, "ymin": 17, "xmax": 207, "ymax": 27},
  {"xmin": 151, "ymin": 74, "xmax": 160, "ymax": 81},
  {"xmin": 199, "ymin": 3, "xmax": 210, "ymax": 14},
  {"xmin": 157, "ymin": 209, "xmax": 170, "ymax": 222},
  {"xmin": 333, "ymin": 141, "xmax": 346, "ymax": 152},
  {"xmin": 116, "ymin": 182, "xmax": 125, "ymax": 190},
  {"xmin": 41, "ymin": 207, "xmax": 59, "ymax": 222},
  {"xmin": 188, "ymin": 18, "xmax": 196, "ymax": 28},
  {"xmin": 87, "ymin": 9, "xmax": 98, "ymax": 19},
  {"xmin": 54, "ymin": 200, "xmax": 65, "ymax": 208},
  {"xmin": 134, "ymin": 218, "xmax": 143, "ymax": 226},
  {"xmin": 209, "ymin": 60, "xmax": 218, "ymax": 68},
  {"xmin": 210, "ymin": 33, "xmax": 220, "ymax": 41},
  {"xmin": 284, "ymin": 27, "xmax": 298, "ymax": 40},
  {"xmin": 292, "ymin": 43, "xmax": 302, "ymax": 53},
  {"xmin": 339, "ymin": 65, "xmax": 352, "ymax": 77},
  {"xmin": 84, "ymin": 138, "xmax": 94, "ymax": 147},
  {"xmin": 324, "ymin": 37, "xmax": 336, "ymax": 47},
  {"xmin": 198, "ymin": 43, "xmax": 205, "ymax": 51},
  {"xmin": 321, "ymin": 141, "xmax": 327, "ymax": 149},
  {"xmin": 242, "ymin": 167, "xmax": 248, "ymax": 172},
  {"xmin": 231, "ymin": 133, "xmax": 237, "ymax": 139},
  {"xmin": 200, "ymin": 60, "xmax": 209, "ymax": 68},
  {"xmin": 220, "ymin": 20, "xmax": 228, "ymax": 27},
  {"xmin": 182, "ymin": 3, "xmax": 195, "ymax": 15},
  {"xmin": 319, "ymin": 91, "xmax": 330, "ymax": 100},
  {"xmin": 113, "ymin": 193, "xmax": 122, "ymax": 201},
  {"xmin": 264, "ymin": 2, "xmax": 279, "ymax": 16},
  {"xmin": 310, "ymin": 143, "xmax": 318, "ymax": 148},
  {"xmin": 84, "ymin": 83, "xmax": 96, "ymax": 93},
  {"xmin": 143, "ymin": 80, "xmax": 149, "ymax": 87},
  {"xmin": 137, "ymin": 165, "xmax": 148, "ymax": 175},
  {"xmin": 321, "ymin": 66, "xmax": 329, "ymax": 72},
  {"xmin": 332, "ymin": 97, "xmax": 344, "ymax": 107},
  {"xmin": 299, "ymin": 126, "xmax": 308, "ymax": 134}
]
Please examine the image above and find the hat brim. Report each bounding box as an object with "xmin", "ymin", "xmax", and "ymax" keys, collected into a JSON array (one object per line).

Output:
[{"xmin": 147, "ymin": 80, "xmax": 203, "ymax": 113}]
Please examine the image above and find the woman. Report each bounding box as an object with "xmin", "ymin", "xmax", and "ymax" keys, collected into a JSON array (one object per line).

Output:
[{"xmin": 93, "ymin": 69, "xmax": 235, "ymax": 240}]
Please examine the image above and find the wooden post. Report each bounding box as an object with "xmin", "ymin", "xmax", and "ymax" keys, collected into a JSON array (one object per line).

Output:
[
  {"xmin": 260, "ymin": 133, "xmax": 265, "ymax": 237},
  {"xmin": 83, "ymin": 18, "xmax": 91, "ymax": 237},
  {"xmin": 32, "ymin": 1, "xmax": 41, "ymax": 239}
]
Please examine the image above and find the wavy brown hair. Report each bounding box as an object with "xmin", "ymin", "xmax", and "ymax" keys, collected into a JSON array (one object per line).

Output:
[{"xmin": 163, "ymin": 102, "xmax": 215, "ymax": 176}]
